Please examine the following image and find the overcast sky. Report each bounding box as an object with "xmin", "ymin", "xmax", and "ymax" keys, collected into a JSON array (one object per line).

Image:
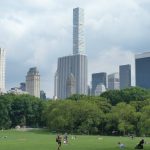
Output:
[{"xmin": 0, "ymin": 0, "xmax": 150, "ymax": 98}]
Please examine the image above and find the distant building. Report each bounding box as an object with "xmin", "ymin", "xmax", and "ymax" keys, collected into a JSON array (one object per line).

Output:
[
  {"xmin": 40, "ymin": 90, "xmax": 46, "ymax": 100},
  {"xmin": 108, "ymin": 73, "xmax": 120, "ymax": 90},
  {"xmin": 0, "ymin": 48, "xmax": 5, "ymax": 93},
  {"xmin": 88, "ymin": 85, "xmax": 91, "ymax": 96},
  {"xmin": 73, "ymin": 7, "xmax": 85, "ymax": 55},
  {"xmin": 119, "ymin": 64, "xmax": 131, "ymax": 89},
  {"xmin": 20, "ymin": 82, "xmax": 26, "ymax": 91},
  {"xmin": 95, "ymin": 84, "xmax": 106, "ymax": 96},
  {"xmin": 91, "ymin": 72, "xmax": 107, "ymax": 96},
  {"xmin": 56, "ymin": 54, "xmax": 87, "ymax": 99},
  {"xmin": 26, "ymin": 67, "xmax": 40, "ymax": 98},
  {"xmin": 53, "ymin": 71, "xmax": 58, "ymax": 100},
  {"xmin": 55, "ymin": 7, "xmax": 88, "ymax": 99},
  {"xmin": 135, "ymin": 52, "xmax": 150, "ymax": 89},
  {"xmin": 8, "ymin": 87, "xmax": 28, "ymax": 95}
]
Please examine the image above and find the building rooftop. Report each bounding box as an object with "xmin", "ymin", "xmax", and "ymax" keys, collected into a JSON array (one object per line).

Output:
[{"xmin": 135, "ymin": 52, "xmax": 150, "ymax": 59}]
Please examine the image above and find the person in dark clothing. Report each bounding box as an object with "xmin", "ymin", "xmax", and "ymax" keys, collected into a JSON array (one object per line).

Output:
[
  {"xmin": 135, "ymin": 139, "xmax": 144, "ymax": 149},
  {"xmin": 56, "ymin": 134, "xmax": 62, "ymax": 150}
]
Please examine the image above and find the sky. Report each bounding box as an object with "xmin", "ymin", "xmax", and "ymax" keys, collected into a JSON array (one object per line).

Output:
[{"xmin": 0, "ymin": 0, "xmax": 150, "ymax": 98}]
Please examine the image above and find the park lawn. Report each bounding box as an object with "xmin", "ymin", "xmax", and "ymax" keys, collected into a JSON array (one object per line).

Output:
[{"xmin": 0, "ymin": 130, "xmax": 150, "ymax": 150}]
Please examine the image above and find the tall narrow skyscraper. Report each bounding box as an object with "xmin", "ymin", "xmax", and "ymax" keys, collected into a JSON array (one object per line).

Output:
[
  {"xmin": 119, "ymin": 64, "xmax": 131, "ymax": 89},
  {"xmin": 55, "ymin": 7, "xmax": 88, "ymax": 99},
  {"xmin": 73, "ymin": 7, "xmax": 85, "ymax": 55},
  {"xmin": 0, "ymin": 48, "xmax": 5, "ymax": 93},
  {"xmin": 26, "ymin": 67, "xmax": 40, "ymax": 98}
]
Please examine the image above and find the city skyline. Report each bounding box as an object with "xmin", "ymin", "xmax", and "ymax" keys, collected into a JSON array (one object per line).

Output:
[{"xmin": 0, "ymin": 0, "xmax": 150, "ymax": 97}]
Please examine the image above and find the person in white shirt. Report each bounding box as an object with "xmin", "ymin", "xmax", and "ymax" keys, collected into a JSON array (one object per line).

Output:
[{"xmin": 118, "ymin": 142, "xmax": 125, "ymax": 149}]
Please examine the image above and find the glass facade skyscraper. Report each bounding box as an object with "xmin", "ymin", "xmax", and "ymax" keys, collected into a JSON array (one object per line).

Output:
[
  {"xmin": 91, "ymin": 72, "xmax": 107, "ymax": 95},
  {"xmin": 119, "ymin": 64, "xmax": 131, "ymax": 89},
  {"xmin": 135, "ymin": 52, "xmax": 150, "ymax": 89}
]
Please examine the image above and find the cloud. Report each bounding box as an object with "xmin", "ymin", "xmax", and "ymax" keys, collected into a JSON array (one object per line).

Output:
[
  {"xmin": 0, "ymin": 0, "xmax": 150, "ymax": 97},
  {"xmin": 88, "ymin": 47, "xmax": 135, "ymax": 86}
]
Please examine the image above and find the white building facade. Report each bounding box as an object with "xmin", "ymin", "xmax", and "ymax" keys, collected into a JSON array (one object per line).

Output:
[
  {"xmin": 0, "ymin": 48, "xmax": 5, "ymax": 93},
  {"xmin": 26, "ymin": 67, "xmax": 40, "ymax": 98},
  {"xmin": 73, "ymin": 7, "xmax": 85, "ymax": 55}
]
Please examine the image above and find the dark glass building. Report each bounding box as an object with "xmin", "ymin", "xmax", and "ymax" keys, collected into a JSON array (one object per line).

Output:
[
  {"xmin": 135, "ymin": 52, "xmax": 150, "ymax": 89},
  {"xmin": 91, "ymin": 72, "xmax": 107, "ymax": 95},
  {"xmin": 119, "ymin": 64, "xmax": 131, "ymax": 89}
]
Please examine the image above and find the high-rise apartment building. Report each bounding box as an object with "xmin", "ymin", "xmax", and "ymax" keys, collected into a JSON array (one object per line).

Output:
[
  {"xmin": 55, "ymin": 7, "xmax": 88, "ymax": 99},
  {"xmin": 135, "ymin": 52, "xmax": 150, "ymax": 89},
  {"xmin": 108, "ymin": 73, "xmax": 120, "ymax": 90},
  {"xmin": 73, "ymin": 7, "xmax": 85, "ymax": 55},
  {"xmin": 119, "ymin": 64, "xmax": 131, "ymax": 89},
  {"xmin": 91, "ymin": 72, "xmax": 107, "ymax": 95},
  {"xmin": 57, "ymin": 54, "xmax": 87, "ymax": 99},
  {"xmin": 26, "ymin": 67, "xmax": 40, "ymax": 98},
  {"xmin": 0, "ymin": 48, "xmax": 5, "ymax": 93}
]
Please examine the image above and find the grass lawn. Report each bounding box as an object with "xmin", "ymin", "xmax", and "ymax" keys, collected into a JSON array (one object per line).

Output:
[{"xmin": 0, "ymin": 129, "xmax": 150, "ymax": 150}]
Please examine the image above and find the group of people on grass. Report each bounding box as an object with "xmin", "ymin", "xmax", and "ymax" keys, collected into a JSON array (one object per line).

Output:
[
  {"xmin": 118, "ymin": 138, "xmax": 145, "ymax": 149},
  {"xmin": 56, "ymin": 133, "xmax": 146, "ymax": 150}
]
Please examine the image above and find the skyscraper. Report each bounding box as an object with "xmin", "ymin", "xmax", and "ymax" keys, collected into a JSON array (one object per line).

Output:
[
  {"xmin": 135, "ymin": 52, "xmax": 150, "ymax": 89},
  {"xmin": 26, "ymin": 67, "xmax": 40, "ymax": 98},
  {"xmin": 108, "ymin": 73, "xmax": 120, "ymax": 90},
  {"xmin": 55, "ymin": 7, "xmax": 88, "ymax": 99},
  {"xmin": 91, "ymin": 72, "xmax": 107, "ymax": 95},
  {"xmin": 0, "ymin": 48, "xmax": 5, "ymax": 93},
  {"xmin": 119, "ymin": 64, "xmax": 131, "ymax": 89},
  {"xmin": 73, "ymin": 7, "xmax": 85, "ymax": 55}
]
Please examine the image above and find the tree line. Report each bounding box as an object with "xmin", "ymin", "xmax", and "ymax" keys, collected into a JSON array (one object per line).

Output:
[{"xmin": 0, "ymin": 87, "xmax": 150, "ymax": 136}]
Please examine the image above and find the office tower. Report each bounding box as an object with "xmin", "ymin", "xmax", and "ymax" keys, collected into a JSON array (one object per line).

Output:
[
  {"xmin": 20, "ymin": 82, "xmax": 26, "ymax": 91},
  {"xmin": 55, "ymin": 8, "xmax": 88, "ymax": 99},
  {"xmin": 108, "ymin": 73, "xmax": 120, "ymax": 90},
  {"xmin": 73, "ymin": 7, "xmax": 85, "ymax": 55},
  {"xmin": 57, "ymin": 54, "xmax": 87, "ymax": 99},
  {"xmin": 119, "ymin": 64, "xmax": 131, "ymax": 89},
  {"xmin": 135, "ymin": 52, "xmax": 150, "ymax": 88},
  {"xmin": 26, "ymin": 67, "xmax": 40, "ymax": 98},
  {"xmin": 40, "ymin": 90, "xmax": 46, "ymax": 100},
  {"xmin": 0, "ymin": 48, "xmax": 5, "ymax": 93},
  {"xmin": 91, "ymin": 72, "xmax": 107, "ymax": 95}
]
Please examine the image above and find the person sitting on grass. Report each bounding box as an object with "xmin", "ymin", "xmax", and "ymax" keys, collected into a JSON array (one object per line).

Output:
[
  {"xmin": 118, "ymin": 142, "xmax": 125, "ymax": 149},
  {"xmin": 135, "ymin": 139, "xmax": 144, "ymax": 149}
]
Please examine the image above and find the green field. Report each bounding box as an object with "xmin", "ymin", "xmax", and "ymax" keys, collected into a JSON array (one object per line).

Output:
[{"xmin": 0, "ymin": 130, "xmax": 150, "ymax": 150}]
